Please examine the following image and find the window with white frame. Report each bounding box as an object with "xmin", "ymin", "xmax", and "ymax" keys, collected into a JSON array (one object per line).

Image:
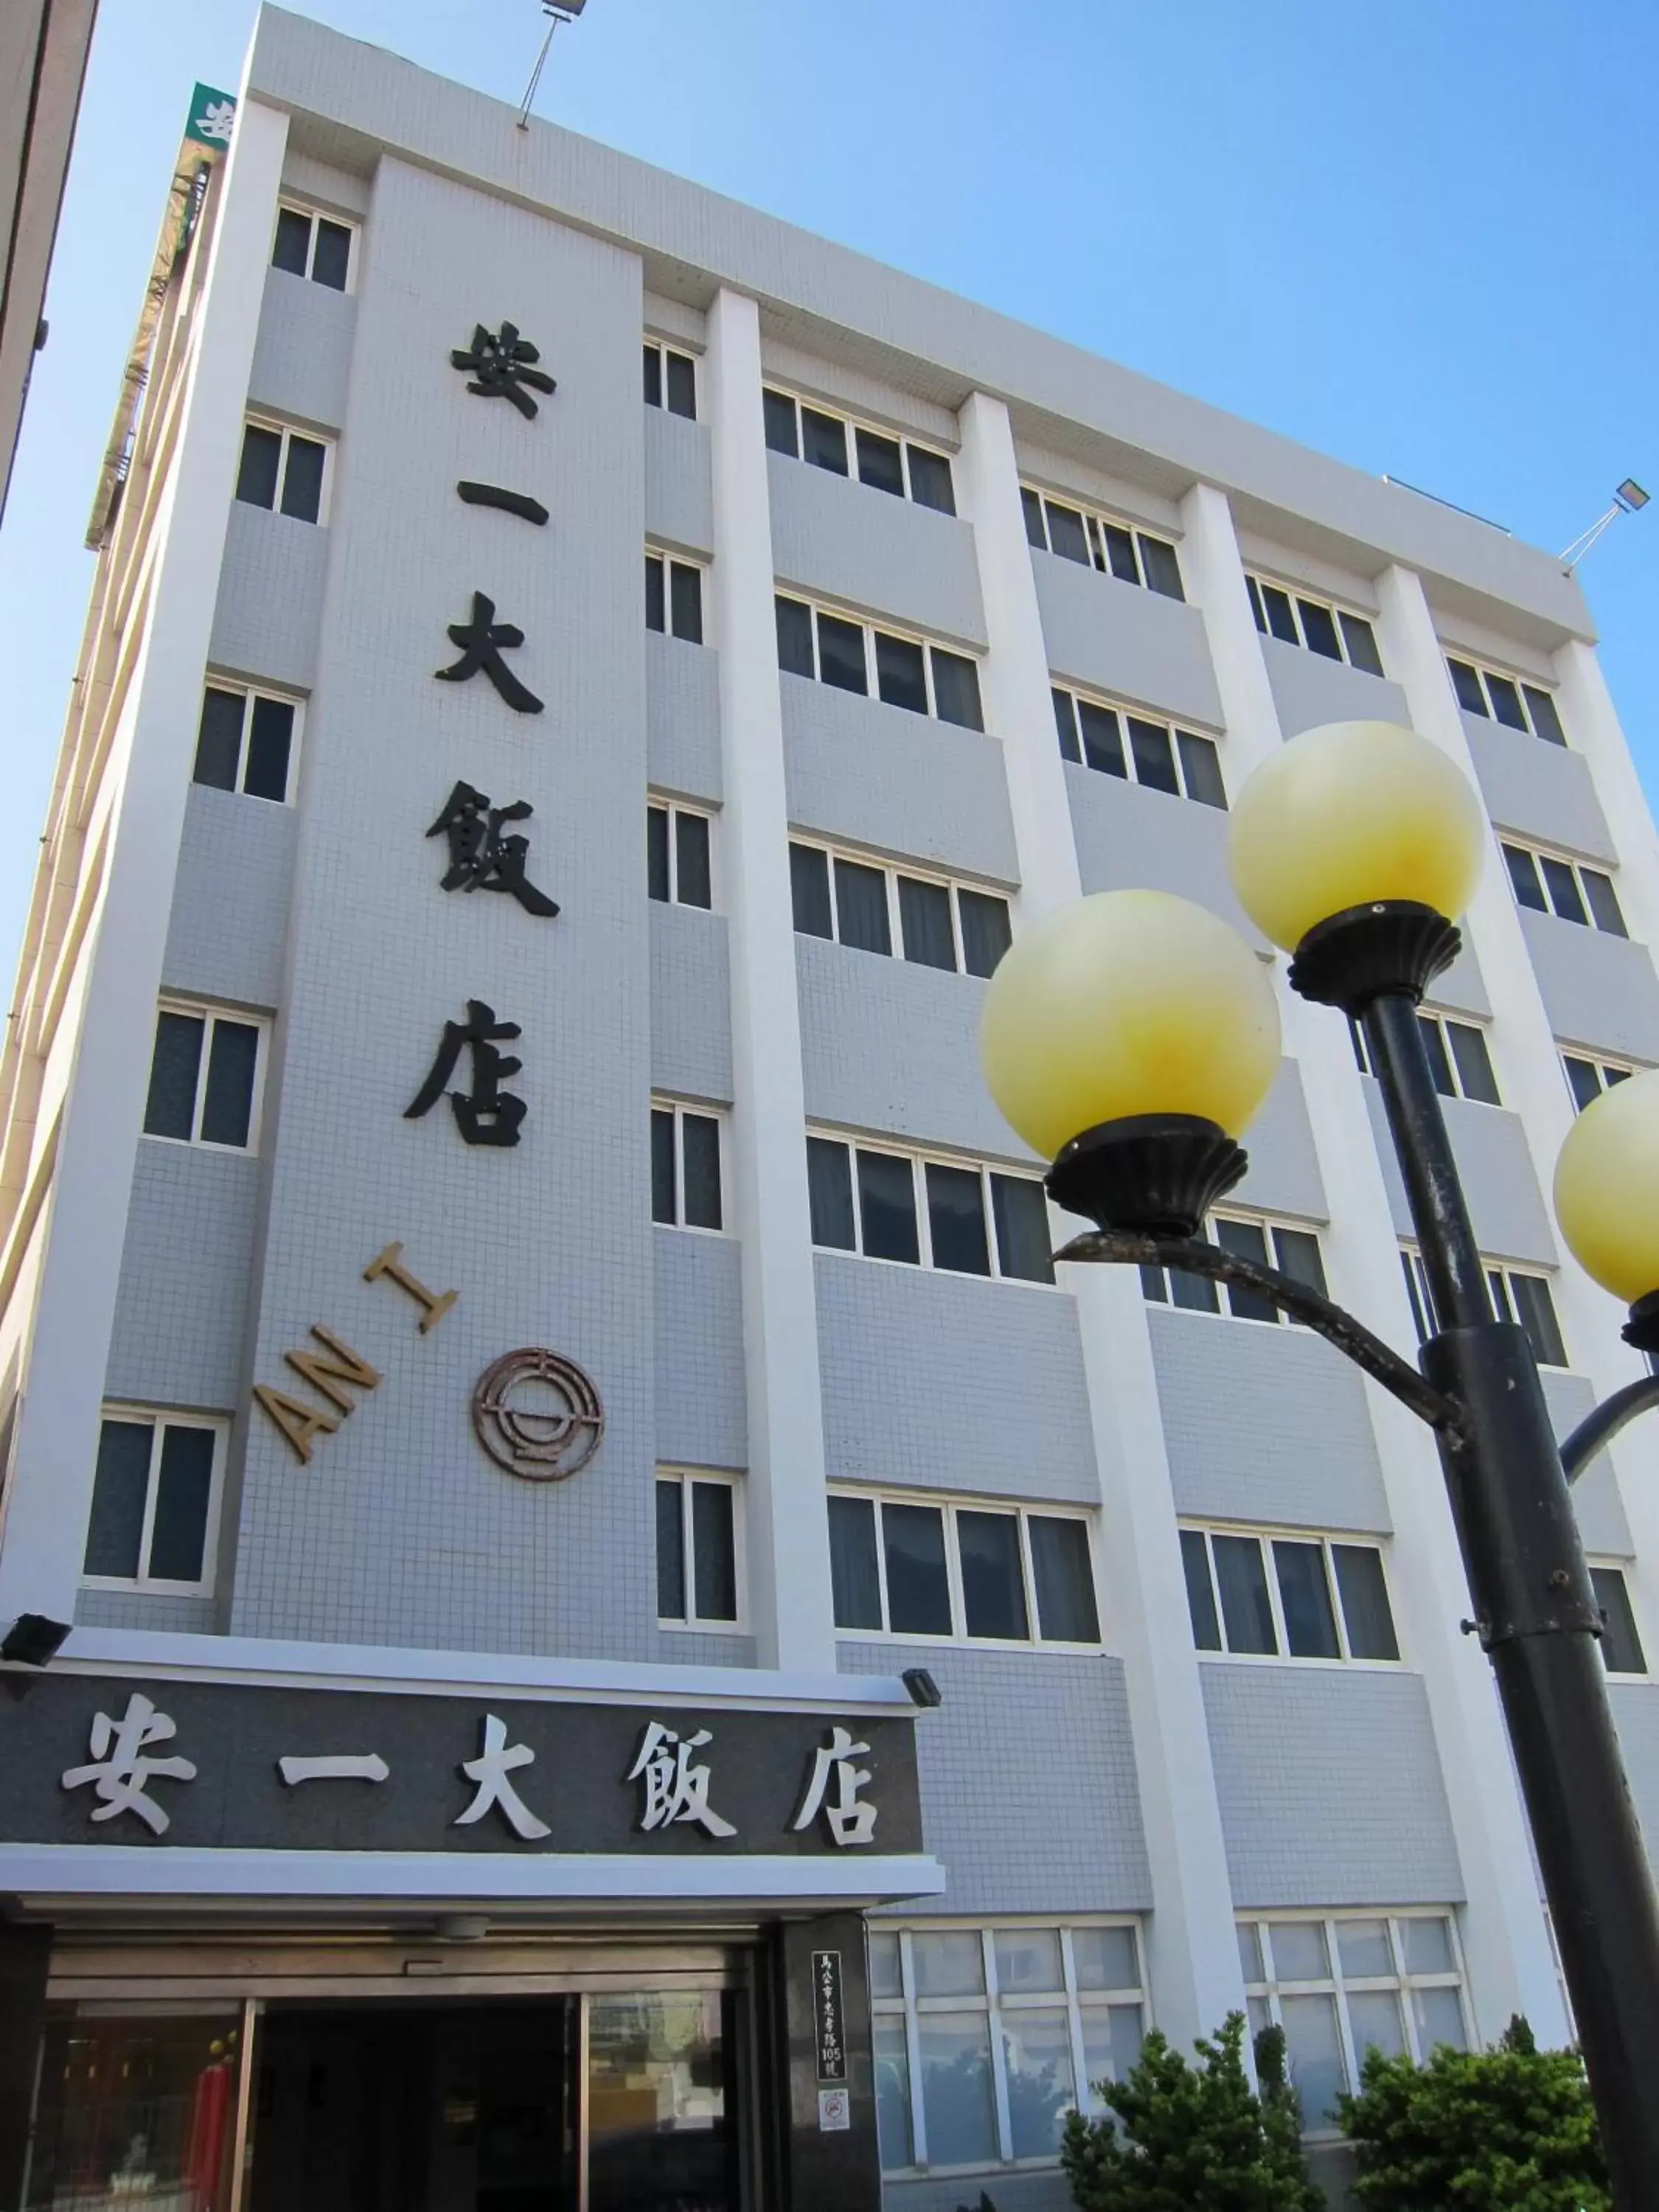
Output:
[
  {"xmin": 1240, "ymin": 1913, "xmax": 1468, "ymax": 2132},
  {"xmin": 651, "ymin": 1100, "xmax": 723, "ymax": 1231},
  {"xmin": 1446, "ymin": 655, "xmax": 1567, "ymax": 745},
  {"xmin": 642, "ymin": 339, "xmax": 697, "ymax": 419},
  {"xmin": 270, "ymin": 201, "xmax": 355, "ymax": 291},
  {"xmin": 1020, "ymin": 486, "xmax": 1185, "ymax": 600},
  {"xmin": 1590, "ymin": 1563, "xmax": 1647, "ymax": 1676},
  {"xmin": 1139, "ymin": 1213, "xmax": 1326, "ymax": 1320},
  {"xmin": 83, "ymin": 1409, "xmax": 226, "ymax": 1592},
  {"xmin": 807, "ymin": 1133, "xmax": 1052, "ymax": 1283},
  {"xmin": 775, "ymin": 593, "xmax": 984, "ymax": 731},
  {"xmin": 655, "ymin": 1469, "xmax": 740, "ymax": 1627},
  {"xmin": 1349, "ymin": 1010, "xmax": 1500, "ymax": 1105},
  {"xmin": 788, "ymin": 840, "xmax": 1011, "ymax": 978},
  {"xmin": 1400, "ymin": 1248, "xmax": 1568, "ymax": 1368},
  {"xmin": 1503, "ymin": 841, "xmax": 1627, "ymax": 936},
  {"xmin": 645, "ymin": 549, "xmax": 703, "ymax": 643},
  {"xmin": 142, "ymin": 1004, "xmax": 265, "ymax": 1152},
  {"xmin": 869, "ymin": 1920, "xmax": 1147, "ymax": 2175},
  {"xmin": 1562, "ymin": 1051, "xmax": 1637, "ymax": 1113},
  {"xmin": 647, "ymin": 799, "xmax": 712, "ymax": 909},
  {"xmin": 762, "ymin": 387, "xmax": 956, "ymax": 514},
  {"xmin": 192, "ymin": 681, "xmax": 300, "ymax": 804},
  {"xmin": 236, "ymin": 418, "xmax": 329, "ymax": 525},
  {"xmin": 830, "ymin": 1491, "xmax": 1101, "ymax": 1645},
  {"xmin": 1051, "ymin": 685, "xmax": 1226, "ymax": 809},
  {"xmin": 1245, "ymin": 574, "xmax": 1383, "ymax": 674},
  {"xmin": 1179, "ymin": 1525, "xmax": 1400, "ymax": 1663}
]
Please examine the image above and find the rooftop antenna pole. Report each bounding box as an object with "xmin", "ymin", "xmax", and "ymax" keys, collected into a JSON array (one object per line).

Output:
[
  {"xmin": 517, "ymin": 1, "xmax": 588, "ymax": 131},
  {"xmin": 1560, "ymin": 478, "xmax": 1649, "ymax": 571}
]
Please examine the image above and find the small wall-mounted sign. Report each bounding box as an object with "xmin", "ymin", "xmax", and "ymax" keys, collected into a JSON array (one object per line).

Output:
[
  {"xmin": 471, "ymin": 1347, "xmax": 604, "ymax": 1481},
  {"xmin": 813, "ymin": 1950, "xmax": 847, "ymax": 2083},
  {"xmin": 816, "ymin": 2088, "xmax": 850, "ymax": 2133}
]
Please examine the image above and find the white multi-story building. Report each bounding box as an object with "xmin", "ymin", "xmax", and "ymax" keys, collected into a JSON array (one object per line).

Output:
[{"xmin": 2, "ymin": 11, "xmax": 1657, "ymax": 2208}]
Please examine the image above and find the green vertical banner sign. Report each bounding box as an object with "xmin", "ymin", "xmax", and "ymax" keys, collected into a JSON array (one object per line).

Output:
[{"xmin": 184, "ymin": 84, "xmax": 237, "ymax": 150}]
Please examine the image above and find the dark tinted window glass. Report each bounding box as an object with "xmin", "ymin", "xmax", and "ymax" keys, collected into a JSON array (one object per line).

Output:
[
  {"xmin": 655, "ymin": 1480, "xmax": 686, "ymax": 1618},
  {"xmin": 1401, "ymin": 1252, "xmax": 1434, "ymax": 1344},
  {"xmin": 192, "ymin": 688, "xmax": 243, "ymax": 790},
  {"xmin": 1583, "ymin": 869, "xmax": 1627, "ymax": 936},
  {"xmin": 775, "ymin": 594, "xmax": 814, "ymax": 676},
  {"xmin": 1262, "ymin": 584, "xmax": 1298, "ymax": 644},
  {"xmin": 762, "ymin": 389, "xmax": 798, "ymax": 456},
  {"xmin": 834, "ymin": 858, "xmax": 891, "ymax": 955},
  {"xmin": 675, "ymin": 812, "xmax": 712, "ymax": 908},
  {"xmin": 807, "ymin": 1137, "xmax": 855, "ymax": 1249},
  {"xmin": 926, "ymin": 1163, "xmax": 990, "ymax": 1276},
  {"xmin": 1274, "ymin": 1227, "xmax": 1328, "ymax": 1300},
  {"xmin": 1214, "ymin": 1217, "xmax": 1277, "ymax": 1322},
  {"xmin": 1045, "ymin": 503, "xmax": 1090, "ymax": 565},
  {"xmin": 1447, "ymin": 1022, "xmax": 1499, "ymax": 1105},
  {"xmin": 200, "ymin": 1020, "xmax": 258, "ymax": 1147},
  {"xmin": 681, "ymin": 1113, "xmax": 722, "ymax": 1231},
  {"xmin": 691, "ymin": 1481, "xmax": 737, "ymax": 1618},
  {"xmin": 643, "ymin": 344, "xmax": 664, "ymax": 408},
  {"xmin": 790, "ymin": 843, "xmax": 833, "ymax": 939},
  {"xmin": 1171, "ymin": 1265, "xmax": 1221, "ymax": 1312},
  {"xmin": 1523, "ymin": 685, "xmax": 1567, "ymax": 745},
  {"xmin": 883, "ymin": 1503, "xmax": 952, "ymax": 1635},
  {"xmin": 144, "ymin": 1012, "xmax": 204, "ymax": 1140},
  {"xmin": 829, "ymin": 1495, "xmax": 883, "ymax": 1629},
  {"xmin": 1419, "ymin": 1014, "xmax": 1456, "ymax": 1099},
  {"xmin": 311, "ymin": 219, "xmax": 351, "ymax": 291},
  {"xmin": 243, "ymin": 696, "xmax": 295, "ymax": 801},
  {"xmin": 1021, "ymin": 487, "xmax": 1046, "ymax": 548},
  {"xmin": 1565, "ymin": 1056, "xmax": 1603, "ymax": 1113},
  {"xmin": 1180, "ymin": 1528, "xmax": 1222, "ymax": 1650},
  {"xmin": 650, "ymin": 1108, "xmax": 677, "ymax": 1224},
  {"xmin": 148, "ymin": 1425, "xmax": 215, "ymax": 1582},
  {"xmin": 1509, "ymin": 1273, "xmax": 1567, "ymax": 1367},
  {"xmin": 1298, "ymin": 599, "xmax": 1342, "ymax": 660},
  {"xmin": 84, "ymin": 1420, "xmax": 152, "ymax": 1578},
  {"xmin": 1273, "ymin": 1540, "xmax": 1340, "ymax": 1658},
  {"xmin": 874, "ymin": 631, "xmax": 928, "ymax": 714},
  {"xmin": 1607, "ymin": 1065, "xmax": 1633, "ymax": 1087},
  {"xmin": 1448, "ymin": 658, "xmax": 1488, "ymax": 715},
  {"xmin": 1333, "ymin": 1545, "xmax": 1399, "ymax": 1660},
  {"xmin": 898, "ymin": 877, "xmax": 955, "ymax": 970},
  {"xmin": 1141, "ymin": 1262, "xmax": 1168, "ymax": 1303},
  {"xmin": 645, "ymin": 556, "xmax": 666, "ymax": 634},
  {"xmin": 1177, "ymin": 731, "xmax": 1227, "ymax": 809},
  {"xmin": 1029, "ymin": 1517, "xmax": 1099, "ymax": 1642},
  {"xmin": 1485, "ymin": 674, "xmax": 1528, "ymax": 731},
  {"xmin": 669, "ymin": 563, "xmax": 703, "ymax": 644},
  {"xmin": 647, "ymin": 806, "xmax": 671, "ymax": 902},
  {"xmin": 801, "ymin": 408, "xmax": 848, "ymax": 474},
  {"xmin": 1138, "ymin": 535, "xmax": 1184, "ymax": 600},
  {"xmin": 1077, "ymin": 700, "xmax": 1126, "ymax": 778},
  {"xmin": 236, "ymin": 424, "xmax": 282, "ymax": 509},
  {"xmin": 1053, "ymin": 689, "xmax": 1082, "ymax": 764},
  {"xmin": 1213, "ymin": 1533, "xmax": 1276, "ymax": 1654},
  {"xmin": 1339, "ymin": 612, "xmax": 1384, "ymax": 675},
  {"xmin": 1593, "ymin": 1567, "xmax": 1646, "ymax": 1674},
  {"xmin": 279, "ymin": 434, "xmax": 325, "ymax": 523},
  {"xmin": 959, "ymin": 891, "xmax": 1012, "ymax": 980},
  {"xmin": 1246, "ymin": 575, "xmax": 1268, "ymax": 633},
  {"xmin": 1099, "ymin": 522, "xmax": 1138, "ymax": 582},
  {"xmin": 271, "ymin": 206, "xmax": 311, "ymax": 275},
  {"xmin": 991, "ymin": 1175, "xmax": 1052, "ymax": 1284},
  {"xmin": 1127, "ymin": 717, "xmax": 1179, "ymax": 796},
  {"xmin": 855, "ymin": 426, "xmax": 905, "ymax": 498},
  {"xmin": 1503, "ymin": 844, "xmax": 1548, "ymax": 911},
  {"xmin": 906, "ymin": 446, "xmax": 955, "ymax": 514},
  {"xmin": 858, "ymin": 1150, "xmax": 919, "ymax": 1264},
  {"xmin": 665, "ymin": 350, "xmax": 696, "ymax": 420},
  {"xmin": 1540, "ymin": 856, "xmax": 1588, "ymax": 925},
  {"xmin": 816, "ymin": 613, "xmax": 868, "ymax": 695},
  {"xmin": 930, "ymin": 649, "xmax": 984, "ymax": 731},
  {"xmin": 958, "ymin": 1510, "xmax": 1029, "ymax": 1639}
]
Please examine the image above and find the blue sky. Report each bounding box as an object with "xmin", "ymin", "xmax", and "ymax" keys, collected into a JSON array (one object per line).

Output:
[{"xmin": 3, "ymin": 0, "xmax": 1655, "ymax": 990}]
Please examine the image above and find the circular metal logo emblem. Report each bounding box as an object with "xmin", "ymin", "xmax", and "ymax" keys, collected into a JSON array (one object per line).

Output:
[{"xmin": 470, "ymin": 1348, "xmax": 605, "ymax": 1483}]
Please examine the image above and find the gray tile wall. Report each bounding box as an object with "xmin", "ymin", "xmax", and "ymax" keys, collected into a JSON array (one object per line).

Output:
[
  {"xmin": 653, "ymin": 1227, "xmax": 745, "ymax": 1470},
  {"xmin": 1233, "ymin": 1059, "xmax": 1327, "ymax": 1222},
  {"xmin": 1065, "ymin": 765, "xmax": 1265, "ymax": 946},
  {"xmin": 650, "ymin": 902, "xmax": 732, "ymax": 1103},
  {"xmin": 75, "ymin": 1589, "xmax": 218, "ymax": 1633},
  {"xmin": 1463, "ymin": 714, "xmax": 1615, "ymax": 862},
  {"xmin": 162, "ymin": 785, "xmax": 296, "ymax": 1012},
  {"xmin": 248, "ymin": 265, "xmax": 356, "ymax": 432},
  {"xmin": 1425, "ymin": 935, "xmax": 1492, "ymax": 1020},
  {"xmin": 645, "ymin": 631, "xmax": 722, "ymax": 803},
  {"xmin": 1543, "ymin": 1370, "xmax": 1634, "ymax": 1557},
  {"xmin": 1609, "ymin": 1684, "xmax": 1659, "ymax": 1880},
  {"xmin": 768, "ymin": 451, "xmax": 986, "ymax": 650},
  {"xmin": 105, "ymin": 1144, "xmax": 262, "ymax": 1410},
  {"xmin": 1361, "ymin": 1082, "xmax": 1556, "ymax": 1265},
  {"xmin": 1260, "ymin": 635, "xmax": 1410, "ymax": 738},
  {"xmin": 1519, "ymin": 908, "xmax": 1659, "ymax": 1061},
  {"xmin": 1034, "ymin": 551, "xmax": 1222, "ymax": 728},
  {"xmin": 643, "ymin": 401, "xmax": 713, "ymax": 555},
  {"xmin": 209, "ymin": 502, "xmax": 330, "ymax": 694}
]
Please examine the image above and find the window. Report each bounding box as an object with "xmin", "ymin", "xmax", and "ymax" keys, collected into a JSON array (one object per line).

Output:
[
  {"xmin": 1446, "ymin": 656, "xmax": 1566, "ymax": 745},
  {"xmin": 762, "ymin": 388, "xmax": 955, "ymax": 514},
  {"xmin": 807, "ymin": 1133, "xmax": 1053, "ymax": 1284},
  {"xmin": 1245, "ymin": 574, "xmax": 1383, "ymax": 674},
  {"xmin": 647, "ymin": 801, "xmax": 712, "ymax": 909},
  {"xmin": 642, "ymin": 339, "xmax": 697, "ymax": 419},
  {"xmin": 1140, "ymin": 1213, "xmax": 1326, "ymax": 1321},
  {"xmin": 1238, "ymin": 1912, "xmax": 1468, "ymax": 2134},
  {"xmin": 831, "ymin": 1494, "xmax": 1100, "ymax": 1645},
  {"xmin": 236, "ymin": 418, "xmax": 329, "ymax": 524},
  {"xmin": 1051, "ymin": 686, "xmax": 1225, "ymax": 808},
  {"xmin": 1590, "ymin": 1564, "xmax": 1647, "ymax": 1675},
  {"xmin": 775, "ymin": 594, "xmax": 984, "ymax": 731},
  {"xmin": 645, "ymin": 550, "xmax": 704, "ymax": 643},
  {"xmin": 142, "ymin": 1004, "xmax": 264, "ymax": 1152},
  {"xmin": 650, "ymin": 1101, "xmax": 723, "ymax": 1231},
  {"xmin": 1349, "ymin": 1011, "xmax": 1499, "ymax": 1104},
  {"xmin": 1020, "ymin": 487, "xmax": 1184, "ymax": 600},
  {"xmin": 270, "ymin": 202, "xmax": 353, "ymax": 291},
  {"xmin": 1180, "ymin": 1526, "xmax": 1399, "ymax": 1663},
  {"xmin": 83, "ymin": 1410, "xmax": 224, "ymax": 1591},
  {"xmin": 192, "ymin": 683, "xmax": 299, "ymax": 804},
  {"xmin": 1400, "ymin": 1248, "xmax": 1568, "ymax": 1368},
  {"xmin": 789, "ymin": 841, "xmax": 1011, "ymax": 978},
  {"xmin": 1562, "ymin": 1051, "xmax": 1637, "ymax": 1113},
  {"xmin": 869, "ymin": 1919, "xmax": 1146, "ymax": 2175},
  {"xmin": 655, "ymin": 1470, "xmax": 740, "ymax": 1627},
  {"xmin": 1503, "ymin": 842, "xmax": 1627, "ymax": 936}
]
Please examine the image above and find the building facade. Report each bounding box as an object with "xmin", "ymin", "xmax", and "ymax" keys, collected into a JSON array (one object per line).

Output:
[{"xmin": 2, "ymin": 10, "xmax": 1658, "ymax": 2208}]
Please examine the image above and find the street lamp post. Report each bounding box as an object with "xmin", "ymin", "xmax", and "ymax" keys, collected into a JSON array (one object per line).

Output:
[{"xmin": 981, "ymin": 720, "xmax": 1659, "ymax": 2209}]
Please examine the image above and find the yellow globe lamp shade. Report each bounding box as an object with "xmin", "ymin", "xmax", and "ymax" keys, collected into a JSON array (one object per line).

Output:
[
  {"xmin": 1228, "ymin": 720, "xmax": 1486, "ymax": 953},
  {"xmin": 1554, "ymin": 1069, "xmax": 1659, "ymax": 1308},
  {"xmin": 978, "ymin": 888, "xmax": 1281, "ymax": 1161}
]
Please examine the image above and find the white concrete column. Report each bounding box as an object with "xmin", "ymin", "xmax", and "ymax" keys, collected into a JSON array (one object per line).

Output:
[
  {"xmin": 0, "ymin": 96, "xmax": 291, "ymax": 1626},
  {"xmin": 1183, "ymin": 491, "xmax": 1568, "ymax": 2044},
  {"xmin": 703, "ymin": 286, "xmax": 836, "ymax": 1672},
  {"xmin": 955, "ymin": 392, "xmax": 1245, "ymax": 2053}
]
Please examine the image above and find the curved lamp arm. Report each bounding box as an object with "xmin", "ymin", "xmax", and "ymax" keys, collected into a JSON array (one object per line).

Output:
[
  {"xmin": 1560, "ymin": 1374, "xmax": 1659, "ymax": 1484},
  {"xmin": 1054, "ymin": 1228, "xmax": 1459, "ymax": 1434}
]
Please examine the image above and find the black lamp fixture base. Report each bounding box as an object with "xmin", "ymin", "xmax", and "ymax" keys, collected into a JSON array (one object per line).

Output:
[
  {"xmin": 1046, "ymin": 1113, "xmax": 1248, "ymax": 1239},
  {"xmin": 1623, "ymin": 1292, "xmax": 1659, "ymax": 1357},
  {"xmin": 1288, "ymin": 900, "xmax": 1461, "ymax": 1016}
]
